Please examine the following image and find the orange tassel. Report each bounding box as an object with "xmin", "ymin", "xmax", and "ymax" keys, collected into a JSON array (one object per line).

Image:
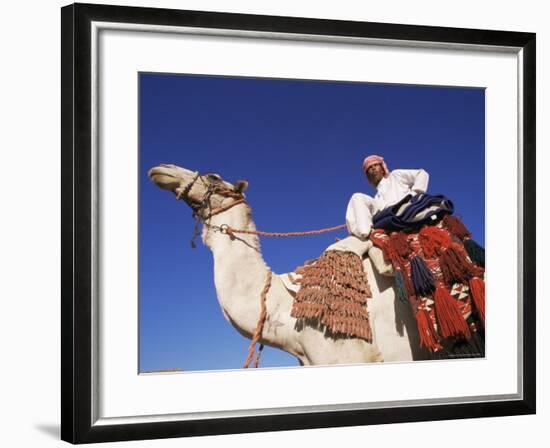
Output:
[
  {"xmin": 439, "ymin": 243, "xmax": 478, "ymax": 285},
  {"xmin": 389, "ymin": 231, "xmax": 411, "ymax": 261},
  {"xmin": 433, "ymin": 284, "xmax": 471, "ymax": 340},
  {"xmin": 415, "ymin": 309, "xmax": 441, "ymax": 352},
  {"xmin": 419, "ymin": 225, "xmax": 453, "ymax": 258},
  {"xmin": 469, "ymin": 277, "xmax": 486, "ymax": 326},
  {"xmin": 443, "ymin": 215, "xmax": 471, "ymax": 240}
]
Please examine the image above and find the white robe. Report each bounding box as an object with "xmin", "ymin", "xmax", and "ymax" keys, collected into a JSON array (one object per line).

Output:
[{"xmin": 346, "ymin": 169, "xmax": 430, "ymax": 239}]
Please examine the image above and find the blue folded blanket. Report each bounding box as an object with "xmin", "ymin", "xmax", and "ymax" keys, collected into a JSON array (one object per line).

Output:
[{"xmin": 372, "ymin": 193, "xmax": 454, "ymax": 232}]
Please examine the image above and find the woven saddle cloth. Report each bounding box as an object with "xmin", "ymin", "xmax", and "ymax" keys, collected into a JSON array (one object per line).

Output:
[{"xmin": 281, "ymin": 236, "xmax": 392, "ymax": 294}]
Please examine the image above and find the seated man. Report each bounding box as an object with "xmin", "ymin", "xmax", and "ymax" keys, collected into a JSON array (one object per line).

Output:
[{"xmin": 346, "ymin": 154, "xmax": 429, "ymax": 240}]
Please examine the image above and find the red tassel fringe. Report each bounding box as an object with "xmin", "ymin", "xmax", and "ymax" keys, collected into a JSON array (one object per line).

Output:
[
  {"xmin": 439, "ymin": 243, "xmax": 479, "ymax": 285},
  {"xmin": 433, "ymin": 284, "xmax": 471, "ymax": 340},
  {"xmin": 443, "ymin": 215, "xmax": 471, "ymax": 240},
  {"xmin": 418, "ymin": 225, "xmax": 453, "ymax": 258},
  {"xmin": 469, "ymin": 277, "xmax": 486, "ymax": 326},
  {"xmin": 389, "ymin": 231, "xmax": 411, "ymax": 262},
  {"xmin": 415, "ymin": 309, "xmax": 441, "ymax": 352}
]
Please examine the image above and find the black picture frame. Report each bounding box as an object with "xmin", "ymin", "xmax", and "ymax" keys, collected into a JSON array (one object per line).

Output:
[{"xmin": 61, "ymin": 2, "xmax": 536, "ymax": 444}]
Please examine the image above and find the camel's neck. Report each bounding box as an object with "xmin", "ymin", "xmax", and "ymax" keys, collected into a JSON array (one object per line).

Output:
[
  {"xmin": 201, "ymin": 200, "xmax": 270, "ymax": 338},
  {"xmin": 201, "ymin": 200, "xmax": 264, "ymax": 264}
]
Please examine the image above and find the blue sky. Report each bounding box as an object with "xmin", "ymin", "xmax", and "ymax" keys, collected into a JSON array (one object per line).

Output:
[{"xmin": 139, "ymin": 73, "xmax": 485, "ymax": 372}]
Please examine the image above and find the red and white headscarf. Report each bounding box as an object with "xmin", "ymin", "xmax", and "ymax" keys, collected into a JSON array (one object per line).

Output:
[{"xmin": 362, "ymin": 155, "xmax": 390, "ymax": 177}]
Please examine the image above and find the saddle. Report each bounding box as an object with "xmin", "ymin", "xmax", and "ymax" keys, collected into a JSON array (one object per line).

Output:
[
  {"xmin": 282, "ymin": 197, "xmax": 486, "ymax": 359},
  {"xmin": 281, "ymin": 236, "xmax": 392, "ymax": 295}
]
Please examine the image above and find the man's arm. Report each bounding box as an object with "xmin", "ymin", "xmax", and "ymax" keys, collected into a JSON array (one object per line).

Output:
[{"xmin": 393, "ymin": 169, "xmax": 429, "ymax": 194}]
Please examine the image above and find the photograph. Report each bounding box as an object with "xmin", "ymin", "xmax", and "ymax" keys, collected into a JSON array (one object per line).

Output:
[
  {"xmin": 1, "ymin": 0, "xmax": 545, "ymax": 445},
  {"xmin": 140, "ymin": 73, "xmax": 486, "ymax": 373},
  {"xmin": 58, "ymin": 3, "xmax": 536, "ymax": 443}
]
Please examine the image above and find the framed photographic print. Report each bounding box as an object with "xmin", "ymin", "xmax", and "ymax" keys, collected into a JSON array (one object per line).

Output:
[{"xmin": 61, "ymin": 2, "xmax": 536, "ymax": 444}]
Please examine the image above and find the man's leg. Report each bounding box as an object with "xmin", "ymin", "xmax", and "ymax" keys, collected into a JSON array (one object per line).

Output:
[{"xmin": 345, "ymin": 193, "xmax": 382, "ymax": 240}]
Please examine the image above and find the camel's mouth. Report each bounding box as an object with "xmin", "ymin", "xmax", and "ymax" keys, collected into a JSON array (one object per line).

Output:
[{"xmin": 148, "ymin": 166, "xmax": 183, "ymax": 191}]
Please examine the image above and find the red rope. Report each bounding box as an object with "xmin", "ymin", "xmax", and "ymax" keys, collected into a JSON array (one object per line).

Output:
[{"xmin": 224, "ymin": 223, "xmax": 347, "ymax": 238}]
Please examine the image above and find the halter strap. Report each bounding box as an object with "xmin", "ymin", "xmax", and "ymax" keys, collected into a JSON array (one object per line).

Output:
[
  {"xmin": 176, "ymin": 172, "xmax": 201, "ymax": 201},
  {"xmin": 203, "ymin": 197, "xmax": 247, "ymax": 220},
  {"xmin": 178, "ymin": 173, "xmax": 248, "ymax": 247}
]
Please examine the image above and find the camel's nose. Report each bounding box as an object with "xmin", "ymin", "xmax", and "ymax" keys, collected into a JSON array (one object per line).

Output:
[
  {"xmin": 148, "ymin": 164, "xmax": 175, "ymax": 180},
  {"xmin": 148, "ymin": 164, "xmax": 178, "ymax": 180}
]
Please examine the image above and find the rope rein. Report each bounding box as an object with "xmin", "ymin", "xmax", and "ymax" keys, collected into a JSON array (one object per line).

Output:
[
  {"xmin": 219, "ymin": 223, "xmax": 347, "ymax": 238},
  {"xmin": 180, "ymin": 173, "xmax": 347, "ymax": 242},
  {"xmin": 243, "ymin": 269, "xmax": 272, "ymax": 368}
]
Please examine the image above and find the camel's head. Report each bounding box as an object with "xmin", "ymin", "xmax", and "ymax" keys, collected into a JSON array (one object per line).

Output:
[{"xmin": 148, "ymin": 164, "xmax": 248, "ymax": 216}]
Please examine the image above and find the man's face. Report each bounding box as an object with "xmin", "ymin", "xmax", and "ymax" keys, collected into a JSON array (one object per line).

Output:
[{"xmin": 366, "ymin": 163, "xmax": 385, "ymax": 186}]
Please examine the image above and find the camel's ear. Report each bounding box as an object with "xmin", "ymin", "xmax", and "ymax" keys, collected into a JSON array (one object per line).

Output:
[{"xmin": 234, "ymin": 180, "xmax": 249, "ymax": 193}]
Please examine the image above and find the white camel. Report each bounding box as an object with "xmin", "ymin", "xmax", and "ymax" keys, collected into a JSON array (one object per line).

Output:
[{"xmin": 148, "ymin": 164, "xmax": 423, "ymax": 366}]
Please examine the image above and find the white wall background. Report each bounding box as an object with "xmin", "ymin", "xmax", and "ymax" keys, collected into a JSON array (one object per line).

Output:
[{"xmin": 0, "ymin": 0, "xmax": 546, "ymax": 446}]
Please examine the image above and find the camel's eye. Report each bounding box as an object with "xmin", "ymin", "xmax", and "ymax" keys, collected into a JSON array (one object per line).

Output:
[{"xmin": 206, "ymin": 173, "xmax": 221, "ymax": 182}]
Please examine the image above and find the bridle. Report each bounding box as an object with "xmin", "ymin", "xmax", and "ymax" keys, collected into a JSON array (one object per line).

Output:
[
  {"xmin": 176, "ymin": 172, "xmax": 247, "ymax": 247},
  {"xmin": 174, "ymin": 171, "xmax": 268, "ymax": 367}
]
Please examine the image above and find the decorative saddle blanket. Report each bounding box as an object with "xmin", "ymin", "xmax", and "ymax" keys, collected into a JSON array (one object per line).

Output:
[
  {"xmin": 287, "ymin": 213, "xmax": 485, "ymax": 360},
  {"xmin": 372, "ymin": 193, "xmax": 454, "ymax": 232},
  {"xmin": 369, "ymin": 214, "xmax": 485, "ymax": 357},
  {"xmin": 290, "ymin": 250, "xmax": 374, "ymax": 342}
]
